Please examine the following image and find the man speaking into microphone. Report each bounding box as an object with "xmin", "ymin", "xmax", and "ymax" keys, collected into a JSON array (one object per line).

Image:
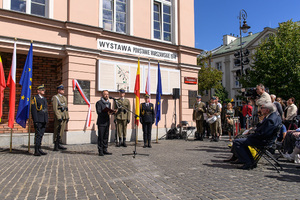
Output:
[{"xmin": 96, "ymin": 90, "xmax": 115, "ymax": 156}]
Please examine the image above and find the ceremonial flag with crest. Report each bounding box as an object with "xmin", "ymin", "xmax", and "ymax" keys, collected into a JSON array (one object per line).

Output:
[{"xmin": 134, "ymin": 58, "xmax": 140, "ymax": 125}]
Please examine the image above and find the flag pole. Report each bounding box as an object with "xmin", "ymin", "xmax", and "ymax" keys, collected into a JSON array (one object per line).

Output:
[
  {"xmin": 156, "ymin": 125, "xmax": 158, "ymax": 143},
  {"xmin": 28, "ymin": 95, "xmax": 32, "ymax": 152},
  {"xmin": 135, "ymin": 123, "xmax": 138, "ymax": 144},
  {"xmin": 10, "ymin": 128, "xmax": 12, "ymax": 152}
]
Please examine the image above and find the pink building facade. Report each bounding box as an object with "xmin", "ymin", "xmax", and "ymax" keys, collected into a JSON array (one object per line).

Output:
[{"xmin": 0, "ymin": 0, "xmax": 201, "ymax": 144}]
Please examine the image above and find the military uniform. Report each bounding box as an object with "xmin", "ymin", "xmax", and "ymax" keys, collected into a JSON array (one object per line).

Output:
[
  {"xmin": 140, "ymin": 100, "xmax": 155, "ymax": 148},
  {"xmin": 31, "ymin": 84, "xmax": 48, "ymax": 156},
  {"xmin": 114, "ymin": 97, "xmax": 131, "ymax": 147},
  {"xmin": 207, "ymin": 103, "xmax": 221, "ymax": 141},
  {"xmin": 52, "ymin": 84, "xmax": 69, "ymax": 151},
  {"xmin": 192, "ymin": 99, "xmax": 206, "ymax": 140}
]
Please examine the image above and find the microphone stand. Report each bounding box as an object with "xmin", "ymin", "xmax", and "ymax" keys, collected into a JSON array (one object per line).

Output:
[{"xmin": 111, "ymin": 97, "xmax": 149, "ymax": 158}]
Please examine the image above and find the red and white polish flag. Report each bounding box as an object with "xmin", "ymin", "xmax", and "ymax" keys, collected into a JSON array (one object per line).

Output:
[{"xmin": 7, "ymin": 41, "xmax": 17, "ymax": 129}]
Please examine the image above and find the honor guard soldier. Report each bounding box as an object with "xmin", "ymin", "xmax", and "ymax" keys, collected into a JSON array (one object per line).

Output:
[
  {"xmin": 114, "ymin": 89, "xmax": 131, "ymax": 147},
  {"xmin": 31, "ymin": 84, "xmax": 48, "ymax": 156},
  {"xmin": 140, "ymin": 94, "xmax": 155, "ymax": 148},
  {"xmin": 207, "ymin": 97, "xmax": 221, "ymax": 142},
  {"xmin": 52, "ymin": 84, "xmax": 69, "ymax": 151},
  {"xmin": 192, "ymin": 95, "xmax": 206, "ymax": 141}
]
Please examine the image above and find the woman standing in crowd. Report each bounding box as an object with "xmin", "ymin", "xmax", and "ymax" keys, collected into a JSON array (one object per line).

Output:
[{"xmin": 224, "ymin": 103, "xmax": 234, "ymax": 142}]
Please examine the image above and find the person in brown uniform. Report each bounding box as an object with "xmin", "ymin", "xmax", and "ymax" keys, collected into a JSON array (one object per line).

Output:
[
  {"xmin": 52, "ymin": 84, "xmax": 69, "ymax": 151},
  {"xmin": 114, "ymin": 89, "xmax": 131, "ymax": 147},
  {"xmin": 193, "ymin": 95, "xmax": 206, "ymax": 140},
  {"xmin": 207, "ymin": 97, "xmax": 221, "ymax": 142}
]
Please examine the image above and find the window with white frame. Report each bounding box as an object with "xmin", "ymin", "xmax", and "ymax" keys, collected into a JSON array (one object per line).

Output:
[
  {"xmin": 153, "ymin": 0, "xmax": 172, "ymax": 42},
  {"xmin": 216, "ymin": 62, "xmax": 222, "ymax": 71},
  {"xmin": 103, "ymin": 0, "xmax": 127, "ymax": 34},
  {"xmin": 8, "ymin": 0, "xmax": 49, "ymax": 17}
]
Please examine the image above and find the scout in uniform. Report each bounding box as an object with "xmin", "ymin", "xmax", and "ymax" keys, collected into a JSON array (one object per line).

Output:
[
  {"xmin": 207, "ymin": 97, "xmax": 221, "ymax": 142},
  {"xmin": 52, "ymin": 84, "xmax": 69, "ymax": 151},
  {"xmin": 114, "ymin": 89, "xmax": 131, "ymax": 147},
  {"xmin": 140, "ymin": 94, "xmax": 155, "ymax": 148},
  {"xmin": 31, "ymin": 84, "xmax": 48, "ymax": 156},
  {"xmin": 192, "ymin": 95, "xmax": 206, "ymax": 141}
]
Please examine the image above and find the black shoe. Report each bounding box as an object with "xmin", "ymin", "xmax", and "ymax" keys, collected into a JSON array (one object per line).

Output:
[
  {"xmin": 237, "ymin": 164, "xmax": 252, "ymax": 170},
  {"xmin": 103, "ymin": 151, "xmax": 112, "ymax": 155},
  {"xmin": 38, "ymin": 146, "xmax": 47, "ymax": 155},
  {"xmin": 34, "ymin": 146, "xmax": 41, "ymax": 156},
  {"xmin": 116, "ymin": 142, "xmax": 120, "ymax": 147},
  {"xmin": 230, "ymin": 160, "xmax": 243, "ymax": 164},
  {"xmin": 123, "ymin": 138, "xmax": 127, "ymax": 147},
  {"xmin": 199, "ymin": 137, "xmax": 203, "ymax": 141},
  {"xmin": 58, "ymin": 144, "xmax": 67, "ymax": 150},
  {"xmin": 223, "ymin": 156, "xmax": 237, "ymax": 162},
  {"xmin": 252, "ymin": 163, "xmax": 257, "ymax": 169},
  {"xmin": 53, "ymin": 142, "xmax": 59, "ymax": 151},
  {"xmin": 143, "ymin": 143, "xmax": 147, "ymax": 148},
  {"xmin": 99, "ymin": 152, "xmax": 104, "ymax": 156}
]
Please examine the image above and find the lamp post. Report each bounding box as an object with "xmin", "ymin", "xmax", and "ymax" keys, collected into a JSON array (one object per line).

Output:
[{"xmin": 238, "ymin": 9, "xmax": 250, "ymax": 75}]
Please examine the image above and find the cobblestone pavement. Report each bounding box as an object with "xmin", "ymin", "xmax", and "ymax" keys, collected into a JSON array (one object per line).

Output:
[{"xmin": 0, "ymin": 137, "xmax": 299, "ymax": 200}]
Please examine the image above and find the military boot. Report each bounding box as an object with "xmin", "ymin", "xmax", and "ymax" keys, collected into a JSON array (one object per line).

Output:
[
  {"xmin": 199, "ymin": 134, "xmax": 204, "ymax": 141},
  {"xmin": 53, "ymin": 140, "xmax": 59, "ymax": 151},
  {"xmin": 38, "ymin": 145, "xmax": 47, "ymax": 155},
  {"xmin": 57, "ymin": 136, "xmax": 67, "ymax": 150},
  {"xmin": 34, "ymin": 145, "xmax": 41, "ymax": 156},
  {"xmin": 123, "ymin": 138, "xmax": 127, "ymax": 147},
  {"xmin": 148, "ymin": 140, "xmax": 152, "ymax": 148},
  {"xmin": 118, "ymin": 137, "xmax": 122, "ymax": 147}
]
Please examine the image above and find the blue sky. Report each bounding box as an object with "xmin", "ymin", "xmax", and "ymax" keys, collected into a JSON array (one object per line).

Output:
[{"xmin": 194, "ymin": 0, "xmax": 300, "ymax": 51}]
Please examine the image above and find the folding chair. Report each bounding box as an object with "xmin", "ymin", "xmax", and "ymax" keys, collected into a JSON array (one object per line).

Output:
[
  {"xmin": 251, "ymin": 124, "xmax": 283, "ymax": 173},
  {"xmin": 179, "ymin": 121, "xmax": 196, "ymax": 141}
]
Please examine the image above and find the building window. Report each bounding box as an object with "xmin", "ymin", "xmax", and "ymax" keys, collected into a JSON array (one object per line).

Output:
[
  {"xmin": 216, "ymin": 62, "xmax": 222, "ymax": 71},
  {"xmin": 103, "ymin": 0, "xmax": 127, "ymax": 34},
  {"xmin": 9, "ymin": 0, "xmax": 49, "ymax": 17},
  {"xmin": 153, "ymin": 0, "xmax": 172, "ymax": 42}
]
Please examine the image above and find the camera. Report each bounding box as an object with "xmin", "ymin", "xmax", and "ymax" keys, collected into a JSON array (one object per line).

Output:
[{"xmin": 245, "ymin": 88, "xmax": 259, "ymax": 99}]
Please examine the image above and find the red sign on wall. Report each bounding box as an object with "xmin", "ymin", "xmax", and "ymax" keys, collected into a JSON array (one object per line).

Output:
[{"xmin": 184, "ymin": 77, "xmax": 197, "ymax": 84}]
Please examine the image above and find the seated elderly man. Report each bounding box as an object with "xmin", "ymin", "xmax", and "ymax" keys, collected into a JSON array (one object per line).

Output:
[{"xmin": 232, "ymin": 102, "xmax": 282, "ymax": 170}]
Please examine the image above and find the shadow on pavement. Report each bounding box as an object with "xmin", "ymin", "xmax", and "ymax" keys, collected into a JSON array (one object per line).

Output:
[{"xmin": 0, "ymin": 148, "xmax": 32, "ymax": 155}]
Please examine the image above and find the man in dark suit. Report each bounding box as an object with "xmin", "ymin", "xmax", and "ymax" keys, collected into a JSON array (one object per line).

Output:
[
  {"xmin": 96, "ymin": 90, "xmax": 115, "ymax": 156},
  {"xmin": 233, "ymin": 102, "xmax": 281, "ymax": 169},
  {"xmin": 31, "ymin": 84, "xmax": 48, "ymax": 156},
  {"xmin": 140, "ymin": 94, "xmax": 155, "ymax": 148}
]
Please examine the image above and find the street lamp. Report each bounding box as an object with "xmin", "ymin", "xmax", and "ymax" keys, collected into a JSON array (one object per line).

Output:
[{"xmin": 238, "ymin": 9, "xmax": 250, "ymax": 76}]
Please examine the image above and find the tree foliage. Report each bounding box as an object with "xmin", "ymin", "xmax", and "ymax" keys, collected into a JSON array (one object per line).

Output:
[
  {"xmin": 197, "ymin": 52, "xmax": 223, "ymax": 96},
  {"xmin": 214, "ymin": 85, "xmax": 229, "ymax": 103},
  {"xmin": 240, "ymin": 20, "xmax": 300, "ymax": 101}
]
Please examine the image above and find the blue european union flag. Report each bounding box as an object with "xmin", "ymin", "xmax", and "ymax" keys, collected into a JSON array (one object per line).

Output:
[
  {"xmin": 16, "ymin": 43, "xmax": 33, "ymax": 128},
  {"xmin": 155, "ymin": 62, "xmax": 162, "ymax": 126}
]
